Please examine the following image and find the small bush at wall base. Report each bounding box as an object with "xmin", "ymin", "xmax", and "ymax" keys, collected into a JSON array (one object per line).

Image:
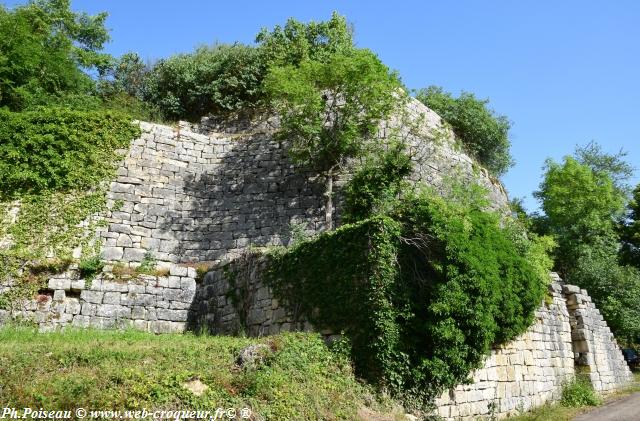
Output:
[{"xmin": 561, "ymin": 377, "xmax": 601, "ymax": 407}]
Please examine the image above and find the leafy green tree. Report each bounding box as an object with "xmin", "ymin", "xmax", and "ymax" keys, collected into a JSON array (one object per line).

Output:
[
  {"xmin": 264, "ymin": 49, "xmax": 403, "ymax": 229},
  {"xmin": 0, "ymin": 0, "xmax": 110, "ymax": 110},
  {"xmin": 95, "ymin": 52, "xmax": 162, "ymax": 121},
  {"xmin": 574, "ymin": 141, "xmax": 634, "ymax": 199},
  {"xmin": 621, "ymin": 184, "xmax": 640, "ymax": 268},
  {"xmin": 415, "ymin": 86, "xmax": 513, "ymax": 176},
  {"xmin": 535, "ymin": 153, "xmax": 640, "ymax": 345},
  {"xmin": 143, "ymin": 44, "xmax": 266, "ymax": 121},
  {"xmin": 256, "ymin": 11, "xmax": 354, "ymax": 66},
  {"xmin": 100, "ymin": 52, "xmax": 148, "ymax": 99},
  {"xmin": 534, "ymin": 157, "xmax": 625, "ymax": 276}
]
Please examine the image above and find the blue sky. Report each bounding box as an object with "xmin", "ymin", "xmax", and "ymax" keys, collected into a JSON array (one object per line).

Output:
[{"xmin": 7, "ymin": 1, "xmax": 639, "ymax": 211}]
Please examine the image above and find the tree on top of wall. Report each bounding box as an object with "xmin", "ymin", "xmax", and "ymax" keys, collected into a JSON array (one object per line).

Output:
[{"xmin": 264, "ymin": 48, "xmax": 403, "ymax": 229}]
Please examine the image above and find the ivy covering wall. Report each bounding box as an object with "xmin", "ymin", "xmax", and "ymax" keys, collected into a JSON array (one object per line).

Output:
[
  {"xmin": 265, "ymin": 190, "xmax": 547, "ymax": 405},
  {"xmin": 0, "ymin": 108, "xmax": 140, "ymax": 309}
]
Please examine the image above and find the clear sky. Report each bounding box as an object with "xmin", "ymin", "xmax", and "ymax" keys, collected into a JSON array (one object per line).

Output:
[{"xmin": 7, "ymin": 0, "xmax": 639, "ymax": 211}]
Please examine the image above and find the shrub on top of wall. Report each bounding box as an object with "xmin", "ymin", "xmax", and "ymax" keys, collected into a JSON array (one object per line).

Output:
[
  {"xmin": 265, "ymin": 189, "xmax": 547, "ymax": 406},
  {"xmin": 415, "ymin": 86, "xmax": 513, "ymax": 177}
]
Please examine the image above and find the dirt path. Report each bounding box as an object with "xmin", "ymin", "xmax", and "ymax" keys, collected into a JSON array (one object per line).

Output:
[{"xmin": 573, "ymin": 392, "xmax": 640, "ymax": 421}]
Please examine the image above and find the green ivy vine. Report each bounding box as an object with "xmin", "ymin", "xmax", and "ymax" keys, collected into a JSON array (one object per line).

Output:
[{"xmin": 0, "ymin": 108, "xmax": 140, "ymax": 310}]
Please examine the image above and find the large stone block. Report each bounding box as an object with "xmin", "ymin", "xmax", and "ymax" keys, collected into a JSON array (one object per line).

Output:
[
  {"xmin": 103, "ymin": 292, "xmax": 121, "ymax": 305},
  {"xmin": 156, "ymin": 308, "xmax": 188, "ymax": 322},
  {"xmin": 80, "ymin": 290, "xmax": 103, "ymax": 304},
  {"xmin": 48, "ymin": 278, "xmax": 71, "ymax": 291},
  {"xmin": 70, "ymin": 279, "xmax": 86, "ymax": 291},
  {"xmin": 102, "ymin": 247, "xmax": 124, "ymax": 261},
  {"xmin": 123, "ymin": 248, "xmax": 147, "ymax": 262},
  {"xmin": 169, "ymin": 265, "xmax": 188, "ymax": 277}
]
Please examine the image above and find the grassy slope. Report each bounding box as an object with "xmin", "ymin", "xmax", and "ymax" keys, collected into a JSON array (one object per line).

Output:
[{"xmin": 0, "ymin": 328, "xmax": 399, "ymax": 420}]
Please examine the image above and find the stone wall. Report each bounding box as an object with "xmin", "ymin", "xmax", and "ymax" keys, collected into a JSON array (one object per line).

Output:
[
  {"xmin": 0, "ymin": 264, "xmax": 197, "ymax": 334},
  {"xmin": 188, "ymin": 262, "xmax": 633, "ymax": 419},
  {"xmin": 100, "ymin": 98, "xmax": 509, "ymax": 267},
  {"xmin": 101, "ymin": 121, "xmax": 327, "ymax": 266},
  {"xmin": 188, "ymin": 253, "xmax": 304, "ymax": 336},
  {"xmin": 564, "ymin": 284, "xmax": 633, "ymax": 392}
]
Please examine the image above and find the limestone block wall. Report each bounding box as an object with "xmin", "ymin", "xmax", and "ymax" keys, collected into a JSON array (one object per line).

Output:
[
  {"xmin": 433, "ymin": 282, "xmax": 575, "ymax": 419},
  {"xmin": 0, "ymin": 265, "xmax": 197, "ymax": 333},
  {"xmin": 100, "ymin": 99, "xmax": 509, "ymax": 267},
  {"xmin": 563, "ymin": 284, "xmax": 633, "ymax": 392},
  {"xmin": 100, "ymin": 121, "xmax": 326, "ymax": 266},
  {"xmin": 188, "ymin": 253, "xmax": 303, "ymax": 336}
]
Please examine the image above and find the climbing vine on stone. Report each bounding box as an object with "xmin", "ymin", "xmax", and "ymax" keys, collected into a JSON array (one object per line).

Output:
[
  {"xmin": 0, "ymin": 108, "xmax": 140, "ymax": 310},
  {"xmin": 265, "ymin": 188, "xmax": 548, "ymax": 407}
]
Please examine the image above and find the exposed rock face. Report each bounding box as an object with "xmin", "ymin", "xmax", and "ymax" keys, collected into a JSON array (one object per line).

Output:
[{"xmin": 99, "ymin": 98, "xmax": 509, "ymax": 266}]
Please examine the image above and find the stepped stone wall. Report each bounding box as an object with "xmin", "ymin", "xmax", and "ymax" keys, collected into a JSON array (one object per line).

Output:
[
  {"xmin": 564, "ymin": 284, "xmax": 633, "ymax": 392},
  {"xmin": 0, "ymin": 264, "xmax": 197, "ymax": 333},
  {"xmin": 99, "ymin": 98, "xmax": 508, "ymax": 267}
]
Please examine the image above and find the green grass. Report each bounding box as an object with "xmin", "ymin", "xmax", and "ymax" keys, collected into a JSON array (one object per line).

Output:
[
  {"xmin": 511, "ymin": 372, "xmax": 640, "ymax": 421},
  {"xmin": 0, "ymin": 327, "xmax": 399, "ymax": 420}
]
